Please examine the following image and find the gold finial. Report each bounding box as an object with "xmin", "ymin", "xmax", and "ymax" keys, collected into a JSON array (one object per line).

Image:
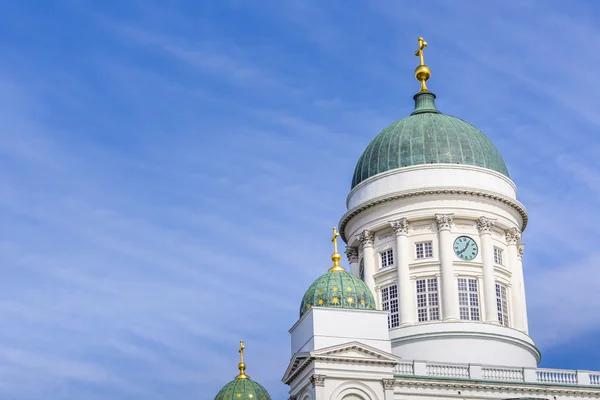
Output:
[
  {"xmin": 414, "ymin": 37, "xmax": 431, "ymax": 92},
  {"xmin": 329, "ymin": 227, "xmax": 346, "ymax": 272},
  {"xmin": 236, "ymin": 340, "xmax": 250, "ymax": 379}
]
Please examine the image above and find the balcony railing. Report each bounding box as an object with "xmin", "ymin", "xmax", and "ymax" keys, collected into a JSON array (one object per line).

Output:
[{"xmin": 393, "ymin": 361, "xmax": 600, "ymax": 386}]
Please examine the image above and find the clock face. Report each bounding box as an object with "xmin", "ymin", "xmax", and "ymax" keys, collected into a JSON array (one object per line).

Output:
[{"xmin": 453, "ymin": 236, "xmax": 478, "ymax": 260}]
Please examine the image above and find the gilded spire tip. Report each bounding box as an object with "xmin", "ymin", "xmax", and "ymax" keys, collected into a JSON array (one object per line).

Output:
[
  {"xmin": 236, "ymin": 340, "xmax": 250, "ymax": 379},
  {"xmin": 414, "ymin": 36, "xmax": 431, "ymax": 92},
  {"xmin": 329, "ymin": 227, "xmax": 345, "ymax": 272}
]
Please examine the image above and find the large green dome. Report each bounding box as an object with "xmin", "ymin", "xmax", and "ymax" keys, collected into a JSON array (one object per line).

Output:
[
  {"xmin": 351, "ymin": 91, "xmax": 509, "ymax": 189},
  {"xmin": 215, "ymin": 378, "xmax": 271, "ymax": 400},
  {"xmin": 300, "ymin": 269, "xmax": 376, "ymax": 317}
]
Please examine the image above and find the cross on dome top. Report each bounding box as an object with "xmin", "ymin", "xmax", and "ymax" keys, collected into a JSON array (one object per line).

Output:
[{"xmin": 414, "ymin": 37, "xmax": 431, "ymax": 92}]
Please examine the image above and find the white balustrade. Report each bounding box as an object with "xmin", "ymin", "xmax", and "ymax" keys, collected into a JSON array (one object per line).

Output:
[
  {"xmin": 392, "ymin": 361, "xmax": 600, "ymax": 387},
  {"xmin": 394, "ymin": 362, "xmax": 414, "ymax": 375},
  {"xmin": 426, "ymin": 363, "xmax": 469, "ymax": 378},
  {"xmin": 482, "ymin": 367, "xmax": 524, "ymax": 381},
  {"xmin": 536, "ymin": 369, "xmax": 577, "ymax": 384}
]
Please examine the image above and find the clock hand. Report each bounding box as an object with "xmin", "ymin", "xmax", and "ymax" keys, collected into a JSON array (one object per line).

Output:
[{"xmin": 457, "ymin": 243, "xmax": 470, "ymax": 255}]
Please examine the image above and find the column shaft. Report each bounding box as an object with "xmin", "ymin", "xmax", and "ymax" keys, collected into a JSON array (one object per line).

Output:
[
  {"xmin": 391, "ymin": 218, "xmax": 415, "ymax": 325},
  {"xmin": 506, "ymin": 234, "xmax": 523, "ymax": 330},
  {"xmin": 478, "ymin": 217, "xmax": 499, "ymax": 324},
  {"xmin": 518, "ymin": 244, "xmax": 529, "ymax": 333},
  {"xmin": 359, "ymin": 230, "xmax": 376, "ymax": 296},
  {"xmin": 436, "ymin": 214, "xmax": 458, "ymax": 321},
  {"xmin": 345, "ymin": 246, "xmax": 359, "ymax": 277}
]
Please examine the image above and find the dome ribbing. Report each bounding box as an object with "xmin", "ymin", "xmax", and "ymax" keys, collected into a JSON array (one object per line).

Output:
[{"xmin": 351, "ymin": 92, "xmax": 509, "ymax": 189}]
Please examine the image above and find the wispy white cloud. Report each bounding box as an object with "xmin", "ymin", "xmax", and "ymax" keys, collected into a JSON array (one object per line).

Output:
[{"xmin": 2, "ymin": 1, "xmax": 600, "ymax": 399}]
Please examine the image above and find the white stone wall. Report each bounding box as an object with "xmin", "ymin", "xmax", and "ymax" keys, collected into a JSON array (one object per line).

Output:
[{"xmin": 340, "ymin": 164, "xmax": 534, "ymax": 369}]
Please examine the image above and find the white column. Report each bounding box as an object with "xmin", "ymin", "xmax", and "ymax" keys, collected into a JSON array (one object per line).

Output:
[
  {"xmin": 477, "ymin": 217, "xmax": 499, "ymax": 324},
  {"xmin": 345, "ymin": 246, "xmax": 359, "ymax": 276},
  {"xmin": 375, "ymin": 285, "xmax": 382, "ymax": 310},
  {"xmin": 477, "ymin": 274, "xmax": 485, "ymax": 319},
  {"xmin": 382, "ymin": 379, "xmax": 395, "ymax": 400},
  {"xmin": 518, "ymin": 243, "xmax": 529, "ymax": 333},
  {"xmin": 310, "ymin": 375, "xmax": 325, "ymax": 400},
  {"xmin": 358, "ymin": 230, "xmax": 376, "ymax": 295},
  {"xmin": 391, "ymin": 218, "xmax": 415, "ymax": 325},
  {"xmin": 436, "ymin": 214, "xmax": 458, "ymax": 321},
  {"xmin": 506, "ymin": 228, "xmax": 525, "ymax": 331}
]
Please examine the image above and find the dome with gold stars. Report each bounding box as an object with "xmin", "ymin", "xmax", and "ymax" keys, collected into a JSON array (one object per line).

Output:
[
  {"xmin": 214, "ymin": 342, "xmax": 271, "ymax": 400},
  {"xmin": 299, "ymin": 228, "xmax": 377, "ymax": 317}
]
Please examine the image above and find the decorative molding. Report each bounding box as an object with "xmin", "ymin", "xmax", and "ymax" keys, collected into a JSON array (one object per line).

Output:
[
  {"xmin": 435, "ymin": 214, "xmax": 454, "ymax": 231},
  {"xmin": 411, "ymin": 223, "xmax": 432, "ymax": 232},
  {"xmin": 345, "ymin": 246, "xmax": 359, "ymax": 264},
  {"xmin": 390, "ymin": 218, "xmax": 409, "ymax": 235},
  {"xmin": 310, "ymin": 374, "xmax": 326, "ymax": 387},
  {"xmin": 395, "ymin": 377, "xmax": 600, "ymax": 396},
  {"xmin": 382, "ymin": 378, "xmax": 396, "ymax": 390},
  {"xmin": 455, "ymin": 223, "xmax": 474, "ymax": 230},
  {"xmin": 492, "ymin": 228, "xmax": 504, "ymax": 238},
  {"xmin": 338, "ymin": 188, "xmax": 528, "ymax": 242},
  {"xmin": 357, "ymin": 230, "xmax": 374, "ymax": 248},
  {"xmin": 476, "ymin": 216, "xmax": 494, "ymax": 234},
  {"xmin": 518, "ymin": 243, "xmax": 525, "ymax": 260},
  {"xmin": 377, "ymin": 231, "xmax": 393, "ymax": 240},
  {"xmin": 288, "ymin": 396, "xmax": 297, "ymax": 400},
  {"xmin": 505, "ymin": 228, "xmax": 521, "ymax": 245}
]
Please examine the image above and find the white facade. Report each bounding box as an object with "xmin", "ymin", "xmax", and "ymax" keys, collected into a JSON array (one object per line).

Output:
[
  {"xmin": 283, "ymin": 162, "xmax": 600, "ymax": 399},
  {"xmin": 340, "ymin": 164, "xmax": 534, "ymax": 367}
]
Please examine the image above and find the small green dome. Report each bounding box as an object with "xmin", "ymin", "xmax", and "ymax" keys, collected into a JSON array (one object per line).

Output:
[
  {"xmin": 351, "ymin": 91, "xmax": 509, "ymax": 189},
  {"xmin": 300, "ymin": 270, "xmax": 376, "ymax": 317},
  {"xmin": 215, "ymin": 378, "xmax": 271, "ymax": 400}
]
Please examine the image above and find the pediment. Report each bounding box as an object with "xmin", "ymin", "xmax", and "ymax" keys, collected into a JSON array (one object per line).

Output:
[
  {"xmin": 310, "ymin": 341, "xmax": 399, "ymax": 363},
  {"xmin": 282, "ymin": 342, "xmax": 399, "ymax": 384}
]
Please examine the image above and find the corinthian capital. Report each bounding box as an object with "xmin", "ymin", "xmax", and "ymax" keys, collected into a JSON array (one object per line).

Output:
[
  {"xmin": 505, "ymin": 228, "xmax": 521, "ymax": 245},
  {"xmin": 390, "ymin": 218, "xmax": 409, "ymax": 235},
  {"xmin": 518, "ymin": 243, "xmax": 525, "ymax": 260},
  {"xmin": 311, "ymin": 374, "xmax": 326, "ymax": 387},
  {"xmin": 435, "ymin": 214, "xmax": 453, "ymax": 231},
  {"xmin": 345, "ymin": 246, "xmax": 359, "ymax": 264},
  {"xmin": 476, "ymin": 216, "xmax": 494, "ymax": 234},
  {"xmin": 382, "ymin": 378, "xmax": 396, "ymax": 390},
  {"xmin": 357, "ymin": 230, "xmax": 374, "ymax": 248}
]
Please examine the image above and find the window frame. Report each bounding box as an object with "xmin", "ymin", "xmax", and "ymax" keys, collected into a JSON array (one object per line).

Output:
[
  {"xmin": 416, "ymin": 277, "xmax": 440, "ymax": 322},
  {"xmin": 415, "ymin": 241, "xmax": 434, "ymax": 260},
  {"xmin": 380, "ymin": 248, "xmax": 394, "ymax": 269},
  {"xmin": 381, "ymin": 284, "xmax": 400, "ymax": 328},
  {"xmin": 359, "ymin": 258, "xmax": 364, "ymax": 280},
  {"xmin": 495, "ymin": 282, "xmax": 510, "ymax": 327},
  {"xmin": 493, "ymin": 246, "xmax": 504, "ymax": 266},
  {"xmin": 457, "ymin": 277, "xmax": 480, "ymax": 321}
]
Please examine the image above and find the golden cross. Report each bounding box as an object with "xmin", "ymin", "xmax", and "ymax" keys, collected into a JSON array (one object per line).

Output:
[
  {"xmin": 239, "ymin": 340, "xmax": 245, "ymax": 363},
  {"xmin": 331, "ymin": 227, "xmax": 340, "ymax": 254},
  {"xmin": 414, "ymin": 37, "xmax": 428, "ymax": 66}
]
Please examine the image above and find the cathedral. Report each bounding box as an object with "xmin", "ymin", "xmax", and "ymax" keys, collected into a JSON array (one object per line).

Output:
[{"xmin": 213, "ymin": 38, "xmax": 600, "ymax": 400}]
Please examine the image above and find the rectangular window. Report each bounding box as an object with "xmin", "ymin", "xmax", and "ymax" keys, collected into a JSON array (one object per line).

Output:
[
  {"xmin": 381, "ymin": 285, "xmax": 400, "ymax": 328},
  {"xmin": 495, "ymin": 283, "xmax": 509, "ymax": 327},
  {"xmin": 359, "ymin": 259, "xmax": 365, "ymax": 280},
  {"xmin": 380, "ymin": 249, "xmax": 394, "ymax": 268},
  {"xmin": 416, "ymin": 278, "xmax": 440, "ymax": 322},
  {"xmin": 494, "ymin": 247, "xmax": 504, "ymax": 265},
  {"xmin": 458, "ymin": 278, "xmax": 480, "ymax": 321},
  {"xmin": 415, "ymin": 241, "xmax": 433, "ymax": 259}
]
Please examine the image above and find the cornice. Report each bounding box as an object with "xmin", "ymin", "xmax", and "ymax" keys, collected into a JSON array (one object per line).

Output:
[
  {"xmin": 394, "ymin": 376, "xmax": 600, "ymax": 396},
  {"xmin": 339, "ymin": 188, "xmax": 528, "ymax": 242}
]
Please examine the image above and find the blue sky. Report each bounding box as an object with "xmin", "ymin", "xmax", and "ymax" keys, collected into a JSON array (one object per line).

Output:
[{"xmin": 1, "ymin": 0, "xmax": 600, "ymax": 398}]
